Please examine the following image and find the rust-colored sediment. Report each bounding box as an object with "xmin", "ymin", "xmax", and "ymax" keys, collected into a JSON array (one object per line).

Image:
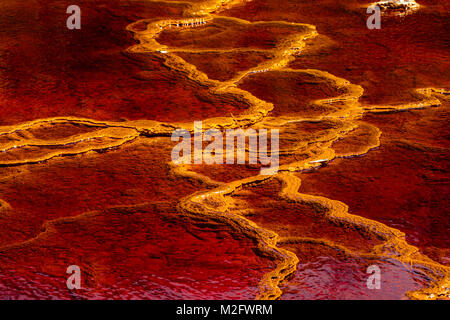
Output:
[{"xmin": 0, "ymin": 0, "xmax": 448, "ymax": 299}]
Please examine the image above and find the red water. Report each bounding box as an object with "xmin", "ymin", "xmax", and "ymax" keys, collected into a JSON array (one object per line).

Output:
[{"xmin": 0, "ymin": 0, "xmax": 448, "ymax": 300}]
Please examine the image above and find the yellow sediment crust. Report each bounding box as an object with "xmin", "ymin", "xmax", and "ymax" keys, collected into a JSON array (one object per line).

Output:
[
  {"xmin": 0, "ymin": 0, "xmax": 448, "ymax": 299},
  {"xmin": 371, "ymin": 0, "xmax": 420, "ymax": 12}
]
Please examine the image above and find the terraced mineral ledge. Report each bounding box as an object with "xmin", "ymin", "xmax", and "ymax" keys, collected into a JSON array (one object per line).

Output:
[{"xmin": 0, "ymin": 0, "xmax": 448, "ymax": 300}]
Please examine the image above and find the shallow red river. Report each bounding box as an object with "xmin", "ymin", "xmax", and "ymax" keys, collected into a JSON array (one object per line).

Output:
[{"xmin": 0, "ymin": 0, "xmax": 448, "ymax": 299}]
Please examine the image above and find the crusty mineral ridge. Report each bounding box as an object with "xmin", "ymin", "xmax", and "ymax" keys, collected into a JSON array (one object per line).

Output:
[
  {"xmin": 373, "ymin": 0, "xmax": 420, "ymax": 11},
  {"xmin": 0, "ymin": 200, "xmax": 11, "ymax": 213}
]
